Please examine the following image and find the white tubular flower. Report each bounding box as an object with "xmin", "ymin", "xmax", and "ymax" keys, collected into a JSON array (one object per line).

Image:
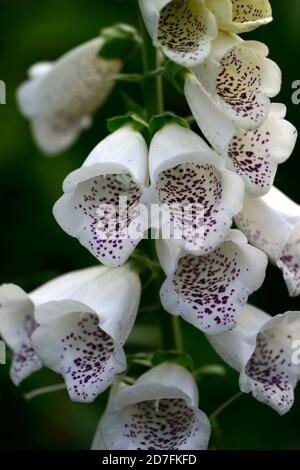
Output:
[
  {"xmin": 206, "ymin": 0, "xmax": 272, "ymax": 33},
  {"xmin": 235, "ymin": 187, "xmax": 300, "ymax": 297},
  {"xmin": 226, "ymin": 103, "xmax": 297, "ymax": 197},
  {"xmin": 185, "ymin": 33, "xmax": 281, "ymax": 153},
  {"xmin": 208, "ymin": 304, "xmax": 300, "ymax": 415},
  {"xmin": 157, "ymin": 230, "xmax": 267, "ymax": 335},
  {"xmin": 17, "ymin": 38, "xmax": 122, "ymax": 155},
  {"xmin": 92, "ymin": 363, "xmax": 211, "ymax": 450},
  {"xmin": 138, "ymin": 0, "xmax": 218, "ymax": 67},
  {"xmin": 149, "ymin": 124, "xmax": 244, "ymax": 255},
  {"xmin": 53, "ymin": 126, "xmax": 149, "ymax": 268},
  {"xmin": 0, "ymin": 265, "xmax": 141, "ymax": 402}
]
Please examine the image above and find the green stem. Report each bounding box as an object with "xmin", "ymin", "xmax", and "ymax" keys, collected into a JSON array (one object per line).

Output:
[
  {"xmin": 24, "ymin": 383, "xmax": 66, "ymax": 401},
  {"xmin": 137, "ymin": 4, "xmax": 183, "ymax": 354},
  {"xmin": 172, "ymin": 317, "xmax": 184, "ymax": 353},
  {"xmin": 138, "ymin": 14, "xmax": 164, "ymax": 119},
  {"xmin": 209, "ymin": 391, "xmax": 244, "ymax": 422}
]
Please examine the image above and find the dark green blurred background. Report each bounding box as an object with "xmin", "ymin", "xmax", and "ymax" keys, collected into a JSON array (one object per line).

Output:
[{"xmin": 0, "ymin": 0, "xmax": 300, "ymax": 450}]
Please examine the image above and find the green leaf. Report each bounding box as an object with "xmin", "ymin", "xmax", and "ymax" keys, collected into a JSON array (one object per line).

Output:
[
  {"xmin": 99, "ymin": 23, "xmax": 141, "ymax": 60},
  {"xmin": 151, "ymin": 350, "xmax": 195, "ymax": 371},
  {"xmin": 107, "ymin": 112, "xmax": 148, "ymax": 133},
  {"xmin": 149, "ymin": 112, "xmax": 190, "ymax": 138},
  {"xmin": 164, "ymin": 60, "xmax": 188, "ymax": 94}
]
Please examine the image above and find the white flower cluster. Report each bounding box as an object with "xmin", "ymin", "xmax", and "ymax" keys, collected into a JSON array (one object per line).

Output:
[{"xmin": 1, "ymin": 0, "xmax": 300, "ymax": 451}]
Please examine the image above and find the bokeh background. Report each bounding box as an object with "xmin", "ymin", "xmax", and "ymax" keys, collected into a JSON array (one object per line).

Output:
[{"xmin": 1, "ymin": 0, "xmax": 300, "ymax": 450}]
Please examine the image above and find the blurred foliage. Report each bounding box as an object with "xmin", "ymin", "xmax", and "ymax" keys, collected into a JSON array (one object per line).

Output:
[{"xmin": 0, "ymin": 0, "xmax": 300, "ymax": 450}]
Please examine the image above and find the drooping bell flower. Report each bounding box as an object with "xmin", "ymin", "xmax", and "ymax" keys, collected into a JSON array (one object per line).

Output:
[
  {"xmin": 138, "ymin": 0, "xmax": 218, "ymax": 67},
  {"xmin": 0, "ymin": 265, "xmax": 141, "ymax": 402},
  {"xmin": 149, "ymin": 123, "xmax": 245, "ymax": 254},
  {"xmin": 92, "ymin": 363, "xmax": 211, "ymax": 450},
  {"xmin": 17, "ymin": 25, "xmax": 138, "ymax": 154},
  {"xmin": 185, "ymin": 33, "xmax": 281, "ymax": 153},
  {"xmin": 208, "ymin": 304, "xmax": 300, "ymax": 415},
  {"xmin": 235, "ymin": 187, "xmax": 300, "ymax": 297},
  {"xmin": 53, "ymin": 125, "xmax": 149, "ymax": 267},
  {"xmin": 157, "ymin": 230, "xmax": 267, "ymax": 335}
]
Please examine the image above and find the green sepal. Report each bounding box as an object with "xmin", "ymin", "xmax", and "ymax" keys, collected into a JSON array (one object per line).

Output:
[
  {"xmin": 99, "ymin": 23, "xmax": 141, "ymax": 60},
  {"xmin": 149, "ymin": 112, "xmax": 190, "ymax": 138}
]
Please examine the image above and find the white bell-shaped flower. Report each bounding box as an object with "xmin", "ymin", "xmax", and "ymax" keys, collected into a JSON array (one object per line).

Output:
[
  {"xmin": 208, "ymin": 304, "xmax": 300, "ymax": 415},
  {"xmin": 138, "ymin": 0, "xmax": 218, "ymax": 67},
  {"xmin": 17, "ymin": 38, "xmax": 122, "ymax": 155},
  {"xmin": 92, "ymin": 363, "xmax": 211, "ymax": 450},
  {"xmin": 185, "ymin": 33, "xmax": 281, "ymax": 153},
  {"xmin": 157, "ymin": 230, "xmax": 267, "ymax": 335},
  {"xmin": 225, "ymin": 104, "xmax": 297, "ymax": 197},
  {"xmin": 53, "ymin": 126, "xmax": 149, "ymax": 268},
  {"xmin": 206, "ymin": 0, "xmax": 272, "ymax": 33},
  {"xmin": 149, "ymin": 123, "xmax": 245, "ymax": 255},
  {"xmin": 235, "ymin": 187, "xmax": 300, "ymax": 297},
  {"xmin": 0, "ymin": 265, "xmax": 141, "ymax": 402}
]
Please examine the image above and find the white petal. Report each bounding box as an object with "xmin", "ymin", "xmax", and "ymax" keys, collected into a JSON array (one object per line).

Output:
[
  {"xmin": 236, "ymin": 188, "xmax": 300, "ymax": 295},
  {"xmin": 121, "ymin": 363, "xmax": 199, "ymax": 407},
  {"xmin": 155, "ymin": 238, "xmax": 181, "ymax": 276},
  {"xmin": 0, "ymin": 284, "xmax": 42, "ymax": 385},
  {"xmin": 184, "ymin": 73, "xmax": 237, "ymax": 154},
  {"xmin": 31, "ymin": 305, "xmax": 126, "ymax": 402},
  {"xmin": 94, "ymin": 363, "xmax": 211, "ymax": 450},
  {"xmin": 149, "ymin": 123, "xmax": 212, "ymax": 183},
  {"xmin": 226, "ymin": 103, "xmax": 297, "ymax": 196},
  {"xmin": 32, "ymin": 265, "xmax": 141, "ymax": 345},
  {"xmin": 139, "ymin": 0, "xmax": 217, "ymax": 67},
  {"xmin": 17, "ymin": 38, "xmax": 122, "ymax": 155},
  {"xmin": 159, "ymin": 230, "xmax": 267, "ymax": 335},
  {"xmin": 208, "ymin": 304, "xmax": 270, "ymax": 372},
  {"xmin": 206, "ymin": 0, "xmax": 272, "ymax": 33},
  {"xmin": 53, "ymin": 127, "xmax": 149, "ymax": 267},
  {"xmin": 150, "ymin": 125, "xmax": 245, "ymax": 254},
  {"xmin": 28, "ymin": 62, "xmax": 54, "ymax": 78}
]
